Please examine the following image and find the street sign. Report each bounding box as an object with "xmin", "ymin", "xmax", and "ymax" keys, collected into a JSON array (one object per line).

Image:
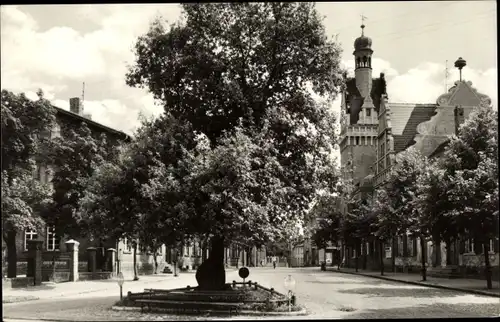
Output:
[
  {"xmin": 117, "ymin": 272, "xmax": 124, "ymax": 286},
  {"xmin": 239, "ymin": 267, "xmax": 249, "ymax": 279}
]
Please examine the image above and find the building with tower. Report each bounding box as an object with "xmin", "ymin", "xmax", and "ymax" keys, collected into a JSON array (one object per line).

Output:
[{"xmin": 339, "ymin": 24, "xmax": 498, "ymax": 278}]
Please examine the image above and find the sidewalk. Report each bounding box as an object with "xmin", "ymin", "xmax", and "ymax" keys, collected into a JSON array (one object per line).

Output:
[
  {"xmin": 325, "ymin": 266, "xmax": 500, "ymax": 298},
  {"xmin": 3, "ymin": 269, "xmax": 240, "ymax": 303}
]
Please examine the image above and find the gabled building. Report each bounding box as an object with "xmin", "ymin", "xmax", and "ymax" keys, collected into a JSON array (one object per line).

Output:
[
  {"xmin": 14, "ymin": 97, "xmax": 136, "ymax": 280},
  {"xmin": 339, "ymin": 24, "xmax": 498, "ymax": 278}
]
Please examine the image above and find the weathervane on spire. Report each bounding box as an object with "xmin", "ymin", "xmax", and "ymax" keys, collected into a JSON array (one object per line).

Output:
[{"xmin": 360, "ymin": 14, "xmax": 367, "ymax": 35}]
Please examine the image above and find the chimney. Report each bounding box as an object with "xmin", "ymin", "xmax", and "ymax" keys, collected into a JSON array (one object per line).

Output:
[{"xmin": 69, "ymin": 97, "xmax": 82, "ymax": 115}]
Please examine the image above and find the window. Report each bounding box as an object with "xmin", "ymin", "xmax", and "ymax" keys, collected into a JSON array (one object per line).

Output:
[
  {"xmin": 483, "ymin": 239, "xmax": 495, "ymax": 253},
  {"xmin": 385, "ymin": 246, "xmax": 392, "ymax": 259},
  {"xmin": 366, "ymin": 242, "xmax": 370, "ymax": 255},
  {"xmin": 122, "ymin": 237, "xmax": 132, "ymax": 253},
  {"xmin": 398, "ymin": 236, "xmax": 404, "ymax": 257},
  {"xmin": 366, "ymin": 108, "xmax": 371, "ymax": 117},
  {"xmin": 464, "ymin": 239, "xmax": 474, "ymax": 253},
  {"xmin": 355, "ymin": 136, "xmax": 360, "ymax": 145},
  {"xmin": 24, "ymin": 230, "xmax": 38, "ymax": 251},
  {"xmin": 51, "ymin": 123, "xmax": 61, "ymax": 139},
  {"xmin": 46, "ymin": 227, "xmax": 60, "ymax": 251}
]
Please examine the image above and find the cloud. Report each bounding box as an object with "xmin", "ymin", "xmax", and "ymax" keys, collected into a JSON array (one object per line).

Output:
[
  {"xmin": 1, "ymin": 5, "xmax": 497, "ymax": 140},
  {"xmin": 0, "ymin": 5, "xmax": 182, "ymax": 134},
  {"xmin": 339, "ymin": 57, "xmax": 497, "ymax": 108}
]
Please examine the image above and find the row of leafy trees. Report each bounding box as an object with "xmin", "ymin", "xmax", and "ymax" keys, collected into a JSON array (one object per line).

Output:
[
  {"xmin": 311, "ymin": 105, "xmax": 498, "ymax": 289},
  {"xmin": 79, "ymin": 3, "xmax": 345, "ymax": 290},
  {"xmin": 2, "ymin": 4, "xmax": 346, "ymax": 287}
]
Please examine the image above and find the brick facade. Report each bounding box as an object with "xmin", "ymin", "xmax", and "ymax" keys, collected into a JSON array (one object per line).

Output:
[{"xmin": 338, "ymin": 25, "xmax": 497, "ymax": 279}]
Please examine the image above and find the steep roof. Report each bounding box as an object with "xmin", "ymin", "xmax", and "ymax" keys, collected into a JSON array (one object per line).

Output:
[
  {"xmin": 437, "ymin": 80, "xmax": 492, "ymax": 108},
  {"xmin": 391, "ymin": 104, "xmax": 437, "ymax": 153},
  {"xmin": 53, "ymin": 106, "xmax": 131, "ymax": 142},
  {"xmin": 345, "ymin": 77, "xmax": 386, "ymax": 112}
]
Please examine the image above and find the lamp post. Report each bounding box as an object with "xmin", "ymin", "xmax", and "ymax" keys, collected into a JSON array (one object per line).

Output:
[{"xmin": 283, "ymin": 274, "xmax": 296, "ymax": 312}]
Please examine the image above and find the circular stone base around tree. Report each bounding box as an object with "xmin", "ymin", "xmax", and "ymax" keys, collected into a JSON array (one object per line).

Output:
[{"xmin": 113, "ymin": 283, "xmax": 308, "ymax": 317}]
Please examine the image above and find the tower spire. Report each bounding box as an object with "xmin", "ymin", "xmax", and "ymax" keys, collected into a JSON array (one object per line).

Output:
[{"xmin": 361, "ymin": 14, "xmax": 367, "ymax": 35}]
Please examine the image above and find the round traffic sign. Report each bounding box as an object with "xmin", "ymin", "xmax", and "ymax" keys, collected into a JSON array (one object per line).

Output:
[
  {"xmin": 239, "ymin": 267, "xmax": 249, "ymax": 279},
  {"xmin": 117, "ymin": 272, "xmax": 124, "ymax": 286}
]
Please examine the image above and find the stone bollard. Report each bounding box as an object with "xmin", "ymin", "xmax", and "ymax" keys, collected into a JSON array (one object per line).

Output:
[
  {"xmin": 65, "ymin": 239, "xmax": 80, "ymax": 282},
  {"xmin": 106, "ymin": 248, "xmax": 116, "ymax": 276},
  {"xmin": 26, "ymin": 240, "xmax": 43, "ymax": 286},
  {"xmin": 87, "ymin": 247, "xmax": 97, "ymax": 273}
]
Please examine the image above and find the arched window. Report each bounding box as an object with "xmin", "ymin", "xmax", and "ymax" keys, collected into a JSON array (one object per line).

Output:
[
  {"xmin": 362, "ymin": 56, "xmax": 367, "ymax": 67},
  {"xmin": 356, "ymin": 57, "xmax": 361, "ymax": 68},
  {"xmin": 368, "ymin": 56, "xmax": 371, "ymax": 68}
]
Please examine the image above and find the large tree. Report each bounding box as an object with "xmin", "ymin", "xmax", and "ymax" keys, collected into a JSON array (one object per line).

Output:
[
  {"xmin": 124, "ymin": 3, "xmax": 343, "ymax": 289},
  {"xmin": 372, "ymin": 148, "xmax": 428, "ymax": 273},
  {"xmin": 46, "ymin": 124, "xmax": 118, "ymax": 239},
  {"xmin": 414, "ymin": 159, "xmax": 455, "ymax": 281},
  {"xmin": 439, "ymin": 106, "xmax": 498, "ymax": 289},
  {"xmin": 1, "ymin": 90, "xmax": 55, "ymax": 278}
]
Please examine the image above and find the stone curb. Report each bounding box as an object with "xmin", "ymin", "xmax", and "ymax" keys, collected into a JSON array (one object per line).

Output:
[
  {"xmin": 3, "ymin": 275, "xmax": 196, "ymax": 303},
  {"xmin": 111, "ymin": 305, "xmax": 308, "ymax": 316},
  {"xmin": 328, "ymin": 269, "xmax": 500, "ymax": 298},
  {"xmin": 2, "ymin": 296, "xmax": 40, "ymax": 304}
]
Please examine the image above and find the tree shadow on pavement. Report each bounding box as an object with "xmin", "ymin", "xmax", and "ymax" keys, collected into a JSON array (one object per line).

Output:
[
  {"xmin": 306, "ymin": 280, "xmax": 385, "ymax": 285},
  {"xmin": 337, "ymin": 286, "xmax": 461, "ymax": 298},
  {"xmin": 342, "ymin": 303, "xmax": 500, "ymax": 319},
  {"xmin": 6, "ymin": 284, "xmax": 56, "ymax": 292}
]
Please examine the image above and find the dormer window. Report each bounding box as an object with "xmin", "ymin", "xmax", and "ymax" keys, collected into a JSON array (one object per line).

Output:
[{"xmin": 366, "ymin": 108, "xmax": 371, "ymax": 117}]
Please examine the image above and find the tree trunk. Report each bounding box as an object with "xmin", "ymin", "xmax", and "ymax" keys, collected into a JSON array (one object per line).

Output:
[
  {"xmin": 379, "ymin": 240, "xmax": 385, "ymax": 276},
  {"xmin": 420, "ymin": 234, "xmax": 427, "ymax": 281},
  {"xmin": 338, "ymin": 241, "xmax": 343, "ymax": 271},
  {"xmin": 355, "ymin": 242, "xmax": 359, "ymax": 272},
  {"xmin": 6, "ymin": 230, "xmax": 17, "ymax": 278},
  {"xmin": 195, "ymin": 236, "xmax": 226, "ymax": 290},
  {"xmin": 362, "ymin": 241, "xmax": 367, "ymax": 270},
  {"xmin": 51, "ymin": 253, "xmax": 56, "ymax": 282},
  {"xmin": 153, "ymin": 252, "xmax": 158, "ymax": 274},
  {"xmin": 483, "ymin": 241, "xmax": 493, "ymax": 289},
  {"xmin": 391, "ymin": 237, "xmax": 397, "ymax": 273},
  {"xmin": 133, "ymin": 243, "xmax": 139, "ymax": 281}
]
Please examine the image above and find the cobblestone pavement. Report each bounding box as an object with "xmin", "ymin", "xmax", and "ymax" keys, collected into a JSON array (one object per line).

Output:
[{"xmin": 3, "ymin": 267, "xmax": 499, "ymax": 321}]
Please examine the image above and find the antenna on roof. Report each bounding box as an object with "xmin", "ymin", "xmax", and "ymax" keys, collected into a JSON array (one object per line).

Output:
[
  {"xmin": 81, "ymin": 82, "xmax": 85, "ymax": 113},
  {"xmin": 444, "ymin": 60, "xmax": 449, "ymax": 92}
]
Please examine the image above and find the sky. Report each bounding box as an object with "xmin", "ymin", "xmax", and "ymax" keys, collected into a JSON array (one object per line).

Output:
[{"xmin": 1, "ymin": 2, "xmax": 497, "ymax": 136}]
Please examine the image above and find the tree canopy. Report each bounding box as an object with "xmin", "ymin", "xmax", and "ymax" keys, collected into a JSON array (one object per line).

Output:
[
  {"xmin": 105, "ymin": 2, "xmax": 345, "ymax": 250},
  {"xmin": 1, "ymin": 89, "xmax": 56, "ymax": 277}
]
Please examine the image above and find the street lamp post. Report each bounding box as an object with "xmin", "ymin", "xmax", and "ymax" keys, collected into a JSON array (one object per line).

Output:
[
  {"xmin": 117, "ymin": 272, "xmax": 124, "ymax": 301},
  {"xmin": 283, "ymin": 274, "xmax": 296, "ymax": 312}
]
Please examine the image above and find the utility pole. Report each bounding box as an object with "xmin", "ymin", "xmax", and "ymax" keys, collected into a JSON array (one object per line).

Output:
[
  {"xmin": 444, "ymin": 60, "xmax": 449, "ymax": 92},
  {"xmin": 81, "ymin": 82, "xmax": 86, "ymax": 113}
]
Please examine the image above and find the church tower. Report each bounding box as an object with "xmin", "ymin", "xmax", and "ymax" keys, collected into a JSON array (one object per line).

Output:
[
  {"xmin": 354, "ymin": 23, "xmax": 373, "ymax": 101},
  {"xmin": 340, "ymin": 22, "xmax": 378, "ymax": 188}
]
